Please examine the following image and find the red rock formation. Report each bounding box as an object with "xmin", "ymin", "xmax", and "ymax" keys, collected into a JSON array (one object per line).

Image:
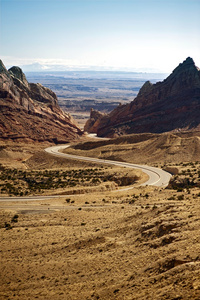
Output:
[
  {"xmin": 85, "ymin": 57, "xmax": 200, "ymax": 137},
  {"xmin": 84, "ymin": 108, "xmax": 105, "ymax": 133},
  {"xmin": 0, "ymin": 60, "xmax": 83, "ymax": 143}
]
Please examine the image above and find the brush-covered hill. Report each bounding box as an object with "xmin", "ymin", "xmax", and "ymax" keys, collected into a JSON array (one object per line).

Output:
[
  {"xmin": 84, "ymin": 57, "xmax": 200, "ymax": 137},
  {"xmin": 0, "ymin": 60, "xmax": 83, "ymax": 143},
  {"xmin": 65, "ymin": 131, "xmax": 200, "ymax": 165}
]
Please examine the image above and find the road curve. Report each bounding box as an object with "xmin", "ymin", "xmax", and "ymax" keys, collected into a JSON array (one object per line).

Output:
[
  {"xmin": 45, "ymin": 145, "xmax": 172, "ymax": 188},
  {"xmin": 0, "ymin": 144, "xmax": 172, "ymax": 203}
]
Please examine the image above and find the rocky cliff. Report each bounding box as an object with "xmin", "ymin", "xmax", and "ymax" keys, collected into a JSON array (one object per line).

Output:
[
  {"xmin": 84, "ymin": 108, "xmax": 105, "ymax": 133},
  {"xmin": 85, "ymin": 57, "xmax": 200, "ymax": 137},
  {"xmin": 0, "ymin": 60, "xmax": 83, "ymax": 143}
]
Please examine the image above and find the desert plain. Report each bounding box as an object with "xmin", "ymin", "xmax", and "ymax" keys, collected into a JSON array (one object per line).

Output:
[{"xmin": 0, "ymin": 132, "xmax": 200, "ymax": 300}]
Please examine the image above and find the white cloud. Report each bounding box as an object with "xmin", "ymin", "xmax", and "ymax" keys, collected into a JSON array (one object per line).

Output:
[{"xmin": 2, "ymin": 51, "xmax": 200, "ymax": 73}]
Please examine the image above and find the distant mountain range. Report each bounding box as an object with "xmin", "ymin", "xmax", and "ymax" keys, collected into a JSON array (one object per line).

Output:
[
  {"xmin": 85, "ymin": 57, "xmax": 200, "ymax": 137},
  {"xmin": 0, "ymin": 60, "xmax": 83, "ymax": 143},
  {"xmin": 7, "ymin": 62, "xmax": 164, "ymax": 74}
]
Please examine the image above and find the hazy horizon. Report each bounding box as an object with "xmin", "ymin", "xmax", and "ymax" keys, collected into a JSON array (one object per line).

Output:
[{"xmin": 1, "ymin": 0, "xmax": 200, "ymax": 73}]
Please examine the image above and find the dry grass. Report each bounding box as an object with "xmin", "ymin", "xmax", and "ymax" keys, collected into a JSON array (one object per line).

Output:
[
  {"xmin": 0, "ymin": 144, "xmax": 145, "ymax": 196},
  {"xmin": 1, "ymin": 186, "xmax": 200, "ymax": 299},
  {"xmin": 64, "ymin": 132, "xmax": 200, "ymax": 166},
  {"xmin": 0, "ymin": 132, "xmax": 200, "ymax": 299}
]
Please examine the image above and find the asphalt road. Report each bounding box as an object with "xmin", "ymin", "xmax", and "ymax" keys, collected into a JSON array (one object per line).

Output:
[
  {"xmin": 0, "ymin": 142, "xmax": 172, "ymax": 204},
  {"xmin": 45, "ymin": 144, "xmax": 172, "ymax": 188}
]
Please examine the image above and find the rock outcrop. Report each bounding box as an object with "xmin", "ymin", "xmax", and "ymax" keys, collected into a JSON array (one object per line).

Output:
[
  {"xmin": 0, "ymin": 60, "xmax": 83, "ymax": 143},
  {"xmin": 84, "ymin": 109, "xmax": 105, "ymax": 133},
  {"xmin": 85, "ymin": 57, "xmax": 200, "ymax": 137}
]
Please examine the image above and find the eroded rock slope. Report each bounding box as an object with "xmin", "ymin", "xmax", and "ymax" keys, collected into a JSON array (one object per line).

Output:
[
  {"xmin": 0, "ymin": 60, "xmax": 83, "ymax": 143},
  {"xmin": 85, "ymin": 57, "xmax": 200, "ymax": 137}
]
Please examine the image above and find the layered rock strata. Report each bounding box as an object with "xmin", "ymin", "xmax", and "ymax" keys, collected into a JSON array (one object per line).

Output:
[
  {"xmin": 0, "ymin": 60, "xmax": 83, "ymax": 142},
  {"xmin": 85, "ymin": 57, "xmax": 200, "ymax": 137}
]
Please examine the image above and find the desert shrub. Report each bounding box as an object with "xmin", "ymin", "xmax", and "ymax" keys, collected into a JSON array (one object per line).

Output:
[
  {"xmin": 177, "ymin": 194, "xmax": 184, "ymax": 201},
  {"xmin": 11, "ymin": 214, "xmax": 19, "ymax": 223},
  {"xmin": 168, "ymin": 196, "xmax": 175, "ymax": 200},
  {"xmin": 187, "ymin": 189, "xmax": 191, "ymax": 194},
  {"xmin": 5, "ymin": 222, "xmax": 12, "ymax": 230},
  {"xmin": 0, "ymin": 164, "xmax": 141, "ymax": 195},
  {"xmin": 129, "ymin": 199, "xmax": 135, "ymax": 204},
  {"xmin": 167, "ymin": 176, "xmax": 197, "ymax": 190}
]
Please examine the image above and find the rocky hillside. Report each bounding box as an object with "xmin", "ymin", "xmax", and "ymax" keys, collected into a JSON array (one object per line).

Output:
[
  {"xmin": 0, "ymin": 60, "xmax": 83, "ymax": 143},
  {"xmin": 85, "ymin": 57, "xmax": 200, "ymax": 137}
]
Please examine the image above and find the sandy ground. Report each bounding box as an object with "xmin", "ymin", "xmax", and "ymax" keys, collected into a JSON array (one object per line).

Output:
[
  {"xmin": 0, "ymin": 134, "xmax": 200, "ymax": 299},
  {"xmin": 1, "ymin": 188, "xmax": 200, "ymax": 300}
]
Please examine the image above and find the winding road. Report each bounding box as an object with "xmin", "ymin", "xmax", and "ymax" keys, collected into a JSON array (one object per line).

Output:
[
  {"xmin": 0, "ymin": 142, "xmax": 172, "ymax": 203},
  {"xmin": 45, "ymin": 144, "xmax": 172, "ymax": 188}
]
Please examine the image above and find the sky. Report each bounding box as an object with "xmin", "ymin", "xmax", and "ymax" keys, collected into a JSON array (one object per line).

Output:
[{"xmin": 0, "ymin": 0, "xmax": 200, "ymax": 72}]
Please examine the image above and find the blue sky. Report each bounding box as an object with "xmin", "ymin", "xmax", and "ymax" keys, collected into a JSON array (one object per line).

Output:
[{"xmin": 0, "ymin": 0, "xmax": 200, "ymax": 72}]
